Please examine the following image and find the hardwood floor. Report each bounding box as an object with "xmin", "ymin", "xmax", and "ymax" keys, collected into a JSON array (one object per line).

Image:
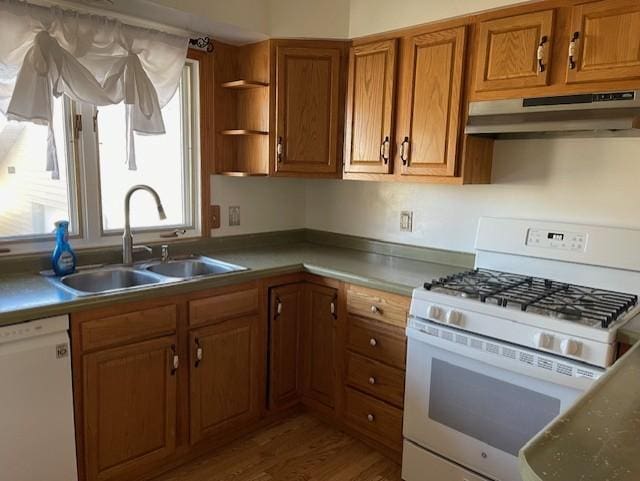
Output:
[{"xmin": 153, "ymin": 413, "xmax": 402, "ymax": 481}]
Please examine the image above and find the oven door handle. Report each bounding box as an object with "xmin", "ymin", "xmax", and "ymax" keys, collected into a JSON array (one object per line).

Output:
[{"xmin": 406, "ymin": 325, "xmax": 601, "ymax": 391}]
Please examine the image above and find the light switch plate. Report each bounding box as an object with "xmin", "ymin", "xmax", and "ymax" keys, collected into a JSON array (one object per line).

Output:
[
  {"xmin": 229, "ymin": 206, "xmax": 241, "ymax": 226},
  {"xmin": 400, "ymin": 211, "xmax": 413, "ymax": 232},
  {"xmin": 210, "ymin": 205, "xmax": 220, "ymax": 229}
]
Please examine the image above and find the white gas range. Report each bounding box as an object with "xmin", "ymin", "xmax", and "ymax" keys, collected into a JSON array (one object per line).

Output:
[{"xmin": 402, "ymin": 218, "xmax": 640, "ymax": 481}]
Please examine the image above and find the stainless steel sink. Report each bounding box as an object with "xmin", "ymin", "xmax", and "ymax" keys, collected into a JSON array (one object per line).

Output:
[
  {"xmin": 141, "ymin": 256, "xmax": 247, "ymax": 279},
  {"xmin": 56, "ymin": 267, "xmax": 167, "ymax": 296}
]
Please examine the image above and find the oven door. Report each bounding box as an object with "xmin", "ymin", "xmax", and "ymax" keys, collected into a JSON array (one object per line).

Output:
[{"xmin": 404, "ymin": 321, "xmax": 595, "ymax": 481}]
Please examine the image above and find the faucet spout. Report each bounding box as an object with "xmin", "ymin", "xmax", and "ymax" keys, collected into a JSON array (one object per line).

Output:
[{"xmin": 123, "ymin": 185, "xmax": 166, "ymax": 265}]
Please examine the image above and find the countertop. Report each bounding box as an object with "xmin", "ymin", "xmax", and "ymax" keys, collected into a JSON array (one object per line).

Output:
[
  {"xmin": 520, "ymin": 339, "xmax": 640, "ymax": 481},
  {"xmin": 0, "ymin": 242, "xmax": 463, "ymax": 326}
]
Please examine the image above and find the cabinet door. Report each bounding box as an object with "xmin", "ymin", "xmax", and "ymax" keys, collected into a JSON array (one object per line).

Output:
[
  {"xmin": 566, "ymin": 0, "xmax": 640, "ymax": 84},
  {"xmin": 83, "ymin": 336, "xmax": 177, "ymax": 481},
  {"xmin": 275, "ymin": 46, "xmax": 342, "ymax": 175},
  {"xmin": 302, "ymin": 283, "xmax": 338, "ymax": 408},
  {"xmin": 189, "ymin": 315, "xmax": 261, "ymax": 444},
  {"xmin": 475, "ymin": 10, "xmax": 555, "ymax": 92},
  {"xmin": 397, "ymin": 26, "xmax": 466, "ymax": 177},
  {"xmin": 344, "ymin": 39, "xmax": 398, "ymax": 174},
  {"xmin": 269, "ymin": 283, "xmax": 304, "ymax": 409}
]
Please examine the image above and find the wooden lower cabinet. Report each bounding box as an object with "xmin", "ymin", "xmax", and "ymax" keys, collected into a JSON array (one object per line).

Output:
[
  {"xmin": 268, "ymin": 283, "xmax": 304, "ymax": 409},
  {"xmin": 189, "ymin": 315, "xmax": 261, "ymax": 444},
  {"xmin": 302, "ymin": 282, "xmax": 338, "ymax": 409},
  {"xmin": 82, "ymin": 336, "xmax": 178, "ymax": 481}
]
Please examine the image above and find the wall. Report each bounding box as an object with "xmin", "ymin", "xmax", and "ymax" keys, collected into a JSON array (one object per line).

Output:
[
  {"xmin": 210, "ymin": 176, "xmax": 306, "ymax": 237},
  {"xmin": 348, "ymin": 0, "xmax": 524, "ymax": 37},
  {"xmin": 268, "ymin": 0, "xmax": 350, "ymax": 39},
  {"xmin": 305, "ymin": 138, "xmax": 640, "ymax": 253}
]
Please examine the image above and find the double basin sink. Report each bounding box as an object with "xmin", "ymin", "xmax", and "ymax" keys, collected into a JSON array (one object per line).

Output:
[{"xmin": 51, "ymin": 256, "xmax": 248, "ymax": 296}]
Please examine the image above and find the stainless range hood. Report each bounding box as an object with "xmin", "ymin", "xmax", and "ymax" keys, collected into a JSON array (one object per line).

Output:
[{"xmin": 465, "ymin": 91, "xmax": 640, "ymax": 138}]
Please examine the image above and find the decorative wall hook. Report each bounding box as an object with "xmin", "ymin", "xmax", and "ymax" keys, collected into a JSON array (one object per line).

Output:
[{"xmin": 189, "ymin": 36, "xmax": 214, "ymax": 53}]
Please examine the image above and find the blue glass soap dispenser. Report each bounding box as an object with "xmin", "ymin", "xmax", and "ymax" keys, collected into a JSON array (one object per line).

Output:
[{"xmin": 51, "ymin": 220, "xmax": 77, "ymax": 276}]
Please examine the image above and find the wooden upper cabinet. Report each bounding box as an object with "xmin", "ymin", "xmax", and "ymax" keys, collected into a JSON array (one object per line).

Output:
[
  {"xmin": 344, "ymin": 39, "xmax": 398, "ymax": 174},
  {"xmin": 475, "ymin": 10, "xmax": 555, "ymax": 92},
  {"xmin": 397, "ymin": 26, "xmax": 467, "ymax": 177},
  {"xmin": 275, "ymin": 43, "xmax": 343, "ymax": 176},
  {"xmin": 82, "ymin": 336, "xmax": 177, "ymax": 481},
  {"xmin": 566, "ymin": 0, "xmax": 640, "ymax": 84},
  {"xmin": 302, "ymin": 283, "xmax": 338, "ymax": 409},
  {"xmin": 269, "ymin": 283, "xmax": 304, "ymax": 409},
  {"xmin": 189, "ymin": 315, "xmax": 261, "ymax": 444}
]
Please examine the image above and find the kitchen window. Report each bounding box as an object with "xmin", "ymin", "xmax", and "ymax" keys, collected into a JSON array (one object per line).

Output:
[{"xmin": 0, "ymin": 59, "xmax": 201, "ymax": 253}]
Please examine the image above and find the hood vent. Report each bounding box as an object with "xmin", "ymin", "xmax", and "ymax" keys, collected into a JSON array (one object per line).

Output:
[{"xmin": 465, "ymin": 91, "xmax": 640, "ymax": 138}]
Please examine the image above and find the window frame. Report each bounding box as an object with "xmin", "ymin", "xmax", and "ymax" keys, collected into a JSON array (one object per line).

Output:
[{"xmin": 0, "ymin": 57, "xmax": 204, "ymax": 255}]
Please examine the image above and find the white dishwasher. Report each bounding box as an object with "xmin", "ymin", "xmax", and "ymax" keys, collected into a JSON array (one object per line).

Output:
[{"xmin": 0, "ymin": 315, "xmax": 78, "ymax": 481}]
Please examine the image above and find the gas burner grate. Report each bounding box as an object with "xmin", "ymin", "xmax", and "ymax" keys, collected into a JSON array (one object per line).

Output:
[{"xmin": 425, "ymin": 269, "xmax": 638, "ymax": 328}]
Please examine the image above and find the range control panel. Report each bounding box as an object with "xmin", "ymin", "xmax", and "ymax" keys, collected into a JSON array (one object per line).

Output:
[{"xmin": 526, "ymin": 228, "xmax": 587, "ymax": 252}]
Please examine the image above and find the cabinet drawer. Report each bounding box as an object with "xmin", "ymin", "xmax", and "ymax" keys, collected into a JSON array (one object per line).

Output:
[
  {"xmin": 344, "ymin": 387, "xmax": 403, "ymax": 451},
  {"xmin": 346, "ymin": 285, "xmax": 409, "ymax": 328},
  {"xmin": 347, "ymin": 316, "xmax": 406, "ymax": 369},
  {"xmin": 80, "ymin": 305, "xmax": 177, "ymax": 352},
  {"xmin": 189, "ymin": 287, "xmax": 259, "ymax": 326},
  {"xmin": 346, "ymin": 352, "xmax": 405, "ymax": 407}
]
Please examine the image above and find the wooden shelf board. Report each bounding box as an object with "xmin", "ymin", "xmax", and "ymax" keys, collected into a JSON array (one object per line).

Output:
[
  {"xmin": 221, "ymin": 80, "xmax": 269, "ymax": 89},
  {"xmin": 218, "ymin": 171, "xmax": 269, "ymax": 177},
  {"xmin": 220, "ymin": 129, "xmax": 269, "ymax": 136}
]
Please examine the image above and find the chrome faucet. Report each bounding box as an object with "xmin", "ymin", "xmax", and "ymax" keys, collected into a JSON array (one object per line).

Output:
[{"xmin": 122, "ymin": 185, "xmax": 166, "ymax": 265}]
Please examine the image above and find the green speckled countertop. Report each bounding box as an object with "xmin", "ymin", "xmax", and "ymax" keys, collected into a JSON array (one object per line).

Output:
[
  {"xmin": 0, "ymin": 242, "xmax": 463, "ymax": 326},
  {"xmin": 520, "ymin": 340, "xmax": 640, "ymax": 481}
]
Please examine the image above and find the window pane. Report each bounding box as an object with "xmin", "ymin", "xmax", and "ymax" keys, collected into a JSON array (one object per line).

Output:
[
  {"xmin": 0, "ymin": 98, "xmax": 73, "ymax": 239},
  {"xmin": 97, "ymin": 72, "xmax": 191, "ymax": 232}
]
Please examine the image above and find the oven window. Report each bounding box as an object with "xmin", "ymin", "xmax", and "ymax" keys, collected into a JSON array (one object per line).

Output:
[{"xmin": 429, "ymin": 359, "xmax": 561, "ymax": 455}]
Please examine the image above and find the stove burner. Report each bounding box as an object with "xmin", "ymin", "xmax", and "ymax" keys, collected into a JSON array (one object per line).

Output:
[{"xmin": 425, "ymin": 269, "xmax": 638, "ymax": 328}]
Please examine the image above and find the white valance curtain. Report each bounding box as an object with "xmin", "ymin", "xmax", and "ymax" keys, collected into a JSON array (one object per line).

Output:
[{"xmin": 0, "ymin": 0, "xmax": 189, "ymax": 178}]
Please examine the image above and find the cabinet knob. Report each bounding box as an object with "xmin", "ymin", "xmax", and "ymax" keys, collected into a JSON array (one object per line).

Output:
[
  {"xmin": 369, "ymin": 338, "xmax": 378, "ymax": 347},
  {"xmin": 370, "ymin": 305, "xmax": 381, "ymax": 314},
  {"xmin": 367, "ymin": 413, "xmax": 375, "ymax": 422},
  {"xmin": 368, "ymin": 376, "xmax": 376, "ymax": 385}
]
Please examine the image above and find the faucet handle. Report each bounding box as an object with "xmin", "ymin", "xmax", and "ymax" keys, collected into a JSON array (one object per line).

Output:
[
  {"xmin": 160, "ymin": 229, "xmax": 187, "ymax": 239},
  {"xmin": 132, "ymin": 245, "xmax": 153, "ymax": 254},
  {"xmin": 161, "ymin": 245, "xmax": 170, "ymax": 263}
]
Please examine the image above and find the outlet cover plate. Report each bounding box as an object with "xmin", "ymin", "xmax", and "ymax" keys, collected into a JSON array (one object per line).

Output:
[
  {"xmin": 229, "ymin": 206, "xmax": 241, "ymax": 226},
  {"xmin": 400, "ymin": 211, "xmax": 413, "ymax": 232}
]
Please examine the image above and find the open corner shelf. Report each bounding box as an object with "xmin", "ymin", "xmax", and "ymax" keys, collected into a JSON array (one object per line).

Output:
[
  {"xmin": 220, "ymin": 129, "xmax": 269, "ymax": 136},
  {"xmin": 221, "ymin": 80, "xmax": 269, "ymax": 90}
]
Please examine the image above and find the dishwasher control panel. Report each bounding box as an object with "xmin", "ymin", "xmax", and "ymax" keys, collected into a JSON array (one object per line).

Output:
[{"xmin": 0, "ymin": 315, "xmax": 69, "ymax": 344}]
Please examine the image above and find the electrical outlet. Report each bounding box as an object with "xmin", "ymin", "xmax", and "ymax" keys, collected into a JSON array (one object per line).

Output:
[
  {"xmin": 229, "ymin": 206, "xmax": 241, "ymax": 226},
  {"xmin": 400, "ymin": 211, "xmax": 413, "ymax": 232}
]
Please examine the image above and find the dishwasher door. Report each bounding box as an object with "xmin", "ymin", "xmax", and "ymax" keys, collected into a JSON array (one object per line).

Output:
[{"xmin": 0, "ymin": 316, "xmax": 78, "ymax": 481}]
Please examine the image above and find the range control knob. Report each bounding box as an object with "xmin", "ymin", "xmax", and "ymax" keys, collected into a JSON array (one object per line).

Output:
[
  {"xmin": 445, "ymin": 310, "xmax": 462, "ymax": 326},
  {"xmin": 560, "ymin": 339, "xmax": 582, "ymax": 356},
  {"xmin": 426, "ymin": 305, "xmax": 442, "ymax": 320},
  {"xmin": 533, "ymin": 332, "xmax": 553, "ymax": 349}
]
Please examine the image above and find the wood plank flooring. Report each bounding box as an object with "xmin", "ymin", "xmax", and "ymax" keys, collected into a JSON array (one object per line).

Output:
[{"xmin": 153, "ymin": 413, "xmax": 402, "ymax": 481}]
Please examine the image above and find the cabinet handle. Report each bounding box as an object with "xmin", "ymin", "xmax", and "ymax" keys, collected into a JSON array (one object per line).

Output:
[
  {"xmin": 170, "ymin": 344, "xmax": 179, "ymax": 375},
  {"xmin": 368, "ymin": 376, "xmax": 376, "ymax": 385},
  {"xmin": 380, "ymin": 136, "xmax": 390, "ymax": 164},
  {"xmin": 274, "ymin": 298, "xmax": 283, "ymax": 320},
  {"xmin": 400, "ymin": 137, "xmax": 410, "ymax": 165},
  {"xmin": 194, "ymin": 338, "xmax": 203, "ymax": 368},
  {"xmin": 330, "ymin": 295, "xmax": 338, "ymax": 320},
  {"xmin": 369, "ymin": 338, "xmax": 378, "ymax": 347},
  {"xmin": 370, "ymin": 305, "xmax": 381, "ymax": 315},
  {"xmin": 568, "ymin": 32, "xmax": 579, "ymax": 70},
  {"xmin": 277, "ymin": 137, "xmax": 284, "ymax": 163},
  {"xmin": 367, "ymin": 413, "xmax": 375, "ymax": 422},
  {"xmin": 537, "ymin": 35, "xmax": 548, "ymax": 74}
]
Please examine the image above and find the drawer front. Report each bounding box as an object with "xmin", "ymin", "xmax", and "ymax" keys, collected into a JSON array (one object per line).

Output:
[
  {"xmin": 80, "ymin": 305, "xmax": 177, "ymax": 352},
  {"xmin": 344, "ymin": 387, "xmax": 403, "ymax": 450},
  {"xmin": 346, "ymin": 351, "xmax": 405, "ymax": 407},
  {"xmin": 189, "ymin": 287, "xmax": 259, "ymax": 326},
  {"xmin": 347, "ymin": 316, "xmax": 406, "ymax": 369},
  {"xmin": 347, "ymin": 285, "xmax": 409, "ymax": 328}
]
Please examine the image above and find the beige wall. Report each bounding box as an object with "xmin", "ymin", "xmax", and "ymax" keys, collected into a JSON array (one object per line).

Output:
[
  {"xmin": 268, "ymin": 0, "xmax": 350, "ymax": 38},
  {"xmin": 348, "ymin": 0, "xmax": 524, "ymax": 37}
]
